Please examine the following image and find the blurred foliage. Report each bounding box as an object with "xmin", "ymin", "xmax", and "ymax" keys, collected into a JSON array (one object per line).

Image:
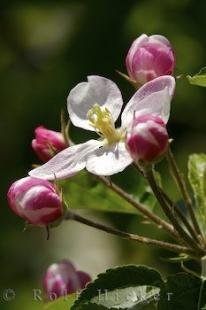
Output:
[
  {"xmin": 44, "ymin": 294, "xmax": 76, "ymax": 310},
  {"xmin": 61, "ymin": 170, "xmax": 158, "ymax": 214},
  {"xmin": 1, "ymin": 0, "xmax": 206, "ymax": 309}
]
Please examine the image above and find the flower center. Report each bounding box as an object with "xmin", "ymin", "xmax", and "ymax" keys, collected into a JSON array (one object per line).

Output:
[{"xmin": 87, "ymin": 104, "xmax": 124, "ymax": 145}]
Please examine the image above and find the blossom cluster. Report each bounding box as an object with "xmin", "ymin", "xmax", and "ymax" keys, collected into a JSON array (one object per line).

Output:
[
  {"xmin": 7, "ymin": 33, "xmax": 176, "ymax": 299},
  {"xmin": 7, "ymin": 33, "xmax": 175, "ymax": 227}
]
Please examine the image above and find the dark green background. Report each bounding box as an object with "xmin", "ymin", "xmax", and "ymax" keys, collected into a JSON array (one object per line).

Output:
[{"xmin": 1, "ymin": 0, "xmax": 206, "ymax": 308}]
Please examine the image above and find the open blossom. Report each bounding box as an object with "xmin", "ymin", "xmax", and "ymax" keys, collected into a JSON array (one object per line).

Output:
[
  {"xmin": 29, "ymin": 75, "xmax": 175, "ymax": 180},
  {"xmin": 43, "ymin": 260, "xmax": 91, "ymax": 299},
  {"xmin": 126, "ymin": 34, "xmax": 175, "ymax": 85},
  {"xmin": 126, "ymin": 114, "xmax": 169, "ymax": 162},
  {"xmin": 32, "ymin": 126, "xmax": 68, "ymax": 162},
  {"xmin": 7, "ymin": 177, "xmax": 63, "ymax": 225}
]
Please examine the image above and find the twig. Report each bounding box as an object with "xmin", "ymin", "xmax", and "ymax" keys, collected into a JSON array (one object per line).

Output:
[
  {"xmin": 144, "ymin": 168, "xmax": 204, "ymax": 255},
  {"xmin": 133, "ymin": 162, "xmax": 200, "ymax": 243},
  {"xmin": 160, "ymin": 189, "xmax": 200, "ymax": 244},
  {"xmin": 64, "ymin": 209, "xmax": 197, "ymax": 256}
]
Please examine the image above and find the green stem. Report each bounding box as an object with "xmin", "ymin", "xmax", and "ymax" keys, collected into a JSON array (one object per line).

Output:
[
  {"xmin": 144, "ymin": 168, "xmax": 204, "ymax": 255},
  {"xmin": 64, "ymin": 209, "xmax": 197, "ymax": 256},
  {"xmin": 167, "ymin": 147, "xmax": 202, "ymax": 237},
  {"xmin": 160, "ymin": 189, "xmax": 200, "ymax": 244}
]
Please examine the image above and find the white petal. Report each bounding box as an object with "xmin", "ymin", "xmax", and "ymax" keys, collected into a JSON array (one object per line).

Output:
[
  {"xmin": 149, "ymin": 35, "xmax": 172, "ymax": 47},
  {"xmin": 86, "ymin": 142, "xmax": 133, "ymax": 176},
  {"xmin": 67, "ymin": 76, "xmax": 123, "ymax": 131},
  {"xmin": 121, "ymin": 75, "xmax": 175, "ymax": 127},
  {"xmin": 29, "ymin": 140, "xmax": 102, "ymax": 180}
]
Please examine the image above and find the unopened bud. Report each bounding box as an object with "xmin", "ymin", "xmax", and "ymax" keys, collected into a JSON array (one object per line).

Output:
[
  {"xmin": 32, "ymin": 126, "xmax": 68, "ymax": 162},
  {"xmin": 7, "ymin": 177, "xmax": 63, "ymax": 226},
  {"xmin": 43, "ymin": 260, "xmax": 91, "ymax": 299},
  {"xmin": 126, "ymin": 114, "xmax": 169, "ymax": 162},
  {"xmin": 126, "ymin": 34, "xmax": 175, "ymax": 85}
]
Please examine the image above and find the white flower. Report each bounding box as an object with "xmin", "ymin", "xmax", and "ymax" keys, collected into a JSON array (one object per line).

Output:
[{"xmin": 29, "ymin": 75, "xmax": 175, "ymax": 180}]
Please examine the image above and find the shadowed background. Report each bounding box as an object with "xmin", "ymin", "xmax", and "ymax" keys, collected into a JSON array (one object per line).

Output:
[{"xmin": 1, "ymin": 0, "xmax": 206, "ymax": 308}]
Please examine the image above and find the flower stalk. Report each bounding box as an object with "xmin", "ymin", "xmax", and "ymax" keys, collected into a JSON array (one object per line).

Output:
[
  {"xmin": 166, "ymin": 147, "xmax": 203, "ymax": 238},
  {"xmin": 159, "ymin": 189, "xmax": 201, "ymax": 244},
  {"xmin": 64, "ymin": 208, "xmax": 197, "ymax": 256},
  {"xmin": 144, "ymin": 168, "xmax": 204, "ymax": 255}
]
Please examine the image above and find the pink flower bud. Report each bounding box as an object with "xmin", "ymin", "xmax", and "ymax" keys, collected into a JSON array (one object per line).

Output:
[
  {"xmin": 126, "ymin": 34, "xmax": 175, "ymax": 85},
  {"xmin": 32, "ymin": 126, "xmax": 67, "ymax": 162},
  {"xmin": 126, "ymin": 115, "xmax": 169, "ymax": 162},
  {"xmin": 7, "ymin": 177, "xmax": 63, "ymax": 226},
  {"xmin": 43, "ymin": 260, "xmax": 91, "ymax": 299}
]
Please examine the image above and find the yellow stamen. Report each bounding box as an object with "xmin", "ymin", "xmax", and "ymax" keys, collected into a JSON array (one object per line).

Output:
[{"xmin": 87, "ymin": 104, "xmax": 124, "ymax": 145}]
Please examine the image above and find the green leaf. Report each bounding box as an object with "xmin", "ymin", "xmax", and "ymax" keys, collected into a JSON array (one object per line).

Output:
[
  {"xmin": 44, "ymin": 294, "xmax": 76, "ymax": 310},
  {"xmin": 89, "ymin": 286, "xmax": 160, "ymax": 309},
  {"xmin": 59, "ymin": 171, "xmax": 157, "ymax": 214},
  {"xmin": 187, "ymin": 67, "xmax": 206, "ymax": 87},
  {"xmin": 158, "ymin": 273, "xmax": 202, "ymax": 310},
  {"xmin": 188, "ymin": 154, "xmax": 206, "ymax": 232},
  {"xmin": 71, "ymin": 265, "xmax": 163, "ymax": 309}
]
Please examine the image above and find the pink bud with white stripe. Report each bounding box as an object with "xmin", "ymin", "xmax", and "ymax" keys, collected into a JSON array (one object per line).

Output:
[
  {"xmin": 43, "ymin": 260, "xmax": 91, "ymax": 299},
  {"xmin": 126, "ymin": 114, "xmax": 169, "ymax": 162},
  {"xmin": 7, "ymin": 177, "xmax": 63, "ymax": 226},
  {"xmin": 32, "ymin": 126, "xmax": 68, "ymax": 162},
  {"xmin": 126, "ymin": 34, "xmax": 175, "ymax": 85}
]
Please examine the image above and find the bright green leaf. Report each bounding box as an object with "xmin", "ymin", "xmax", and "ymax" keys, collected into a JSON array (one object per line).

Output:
[
  {"xmin": 188, "ymin": 154, "xmax": 206, "ymax": 233},
  {"xmin": 59, "ymin": 171, "xmax": 157, "ymax": 215},
  {"xmin": 71, "ymin": 265, "xmax": 163, "ymax": 309},
  {"xmin": 187, "ymin": 67, "xmax": 206, "ymax": 87},
  {"xmin": 44, "ymin": 294, "xmax": 76, "ymax": 310}
]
